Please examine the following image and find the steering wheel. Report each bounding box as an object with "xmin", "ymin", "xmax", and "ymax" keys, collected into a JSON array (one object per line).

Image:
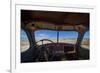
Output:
[
  {"xmin": 36, "ymin": 39, "xmax": 54, "ymax": 45},
  {"xmin": 34, "ymin": 39, "xmax": 54, "ymax": 61}
]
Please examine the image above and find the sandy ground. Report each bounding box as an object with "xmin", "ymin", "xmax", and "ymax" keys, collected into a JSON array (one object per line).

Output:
[{"xmin": 21, "ymin": 38, "xmax": 89, "ymax": 52}]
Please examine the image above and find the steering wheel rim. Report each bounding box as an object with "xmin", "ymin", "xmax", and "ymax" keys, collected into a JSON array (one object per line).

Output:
[{"xmin": 36, "ymin": 39, "xmax": 54, "ymax": 45}]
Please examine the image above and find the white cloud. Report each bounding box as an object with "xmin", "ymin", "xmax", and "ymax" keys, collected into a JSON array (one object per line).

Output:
[
  {"xmin": 36, "ymin": 33, "xmax": 49, "ymax": 41},
  {"xmin": 39, "ymin": 34, "xmax": 48, "ymax": 37}
]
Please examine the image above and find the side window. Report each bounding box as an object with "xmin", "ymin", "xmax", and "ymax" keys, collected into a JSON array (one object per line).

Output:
[
  {"xmin": 20, "ymin": 29, "xmax": 30, "ymax": 52},
  {"xmin": 81, "ymin": 31, "xmax": 89, "ymax": 49}
]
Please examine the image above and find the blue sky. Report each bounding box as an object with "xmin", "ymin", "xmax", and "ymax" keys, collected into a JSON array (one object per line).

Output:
[
  {"xmin": 21, "ymin": 30, "xmax": 89, "ymax": 40},
  {"xmin": 84, "ymin": 31, "xmax": 89, "ymax": 38},
  {"xmin": 35, "ymin": 30, "xmax": 78, "ymax": 39},
  {"xmin": 21, "ymin": 30, "xmax": 28, "ymax": 40}
]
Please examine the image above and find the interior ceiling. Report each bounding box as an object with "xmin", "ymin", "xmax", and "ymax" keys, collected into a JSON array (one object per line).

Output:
[{"xmin": 21, "ymin": 10, "xmax": 89, "ymax": 31}]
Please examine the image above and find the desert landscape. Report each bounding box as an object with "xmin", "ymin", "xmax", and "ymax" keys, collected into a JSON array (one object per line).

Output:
[{"xmin": 21, "ymin": 38, "xmax": 89, "ymax": 52}]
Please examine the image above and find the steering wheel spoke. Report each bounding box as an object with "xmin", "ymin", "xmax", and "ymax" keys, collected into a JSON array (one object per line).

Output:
[{"xmin": 34, "ymin": 39, "xmax": 54, "ymax": 61}]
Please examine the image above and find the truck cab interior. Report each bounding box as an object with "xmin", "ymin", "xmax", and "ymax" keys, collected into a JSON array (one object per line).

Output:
[{"xmin": 21, "ymin": 10, "xmax": 89, "ymax": 63}]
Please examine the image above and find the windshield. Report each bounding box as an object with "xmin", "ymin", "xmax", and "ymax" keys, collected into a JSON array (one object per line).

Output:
[
  {"xmin": 35, "ymin": 30, "xmax": 57, "ymax": 45},
  {"xmin": 59, "ymin": 31, "xmax": 78, "ymax": 44},
  {"xmin": 34, "ymin": 30, "xmax": 78, "ymax": 45}
]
